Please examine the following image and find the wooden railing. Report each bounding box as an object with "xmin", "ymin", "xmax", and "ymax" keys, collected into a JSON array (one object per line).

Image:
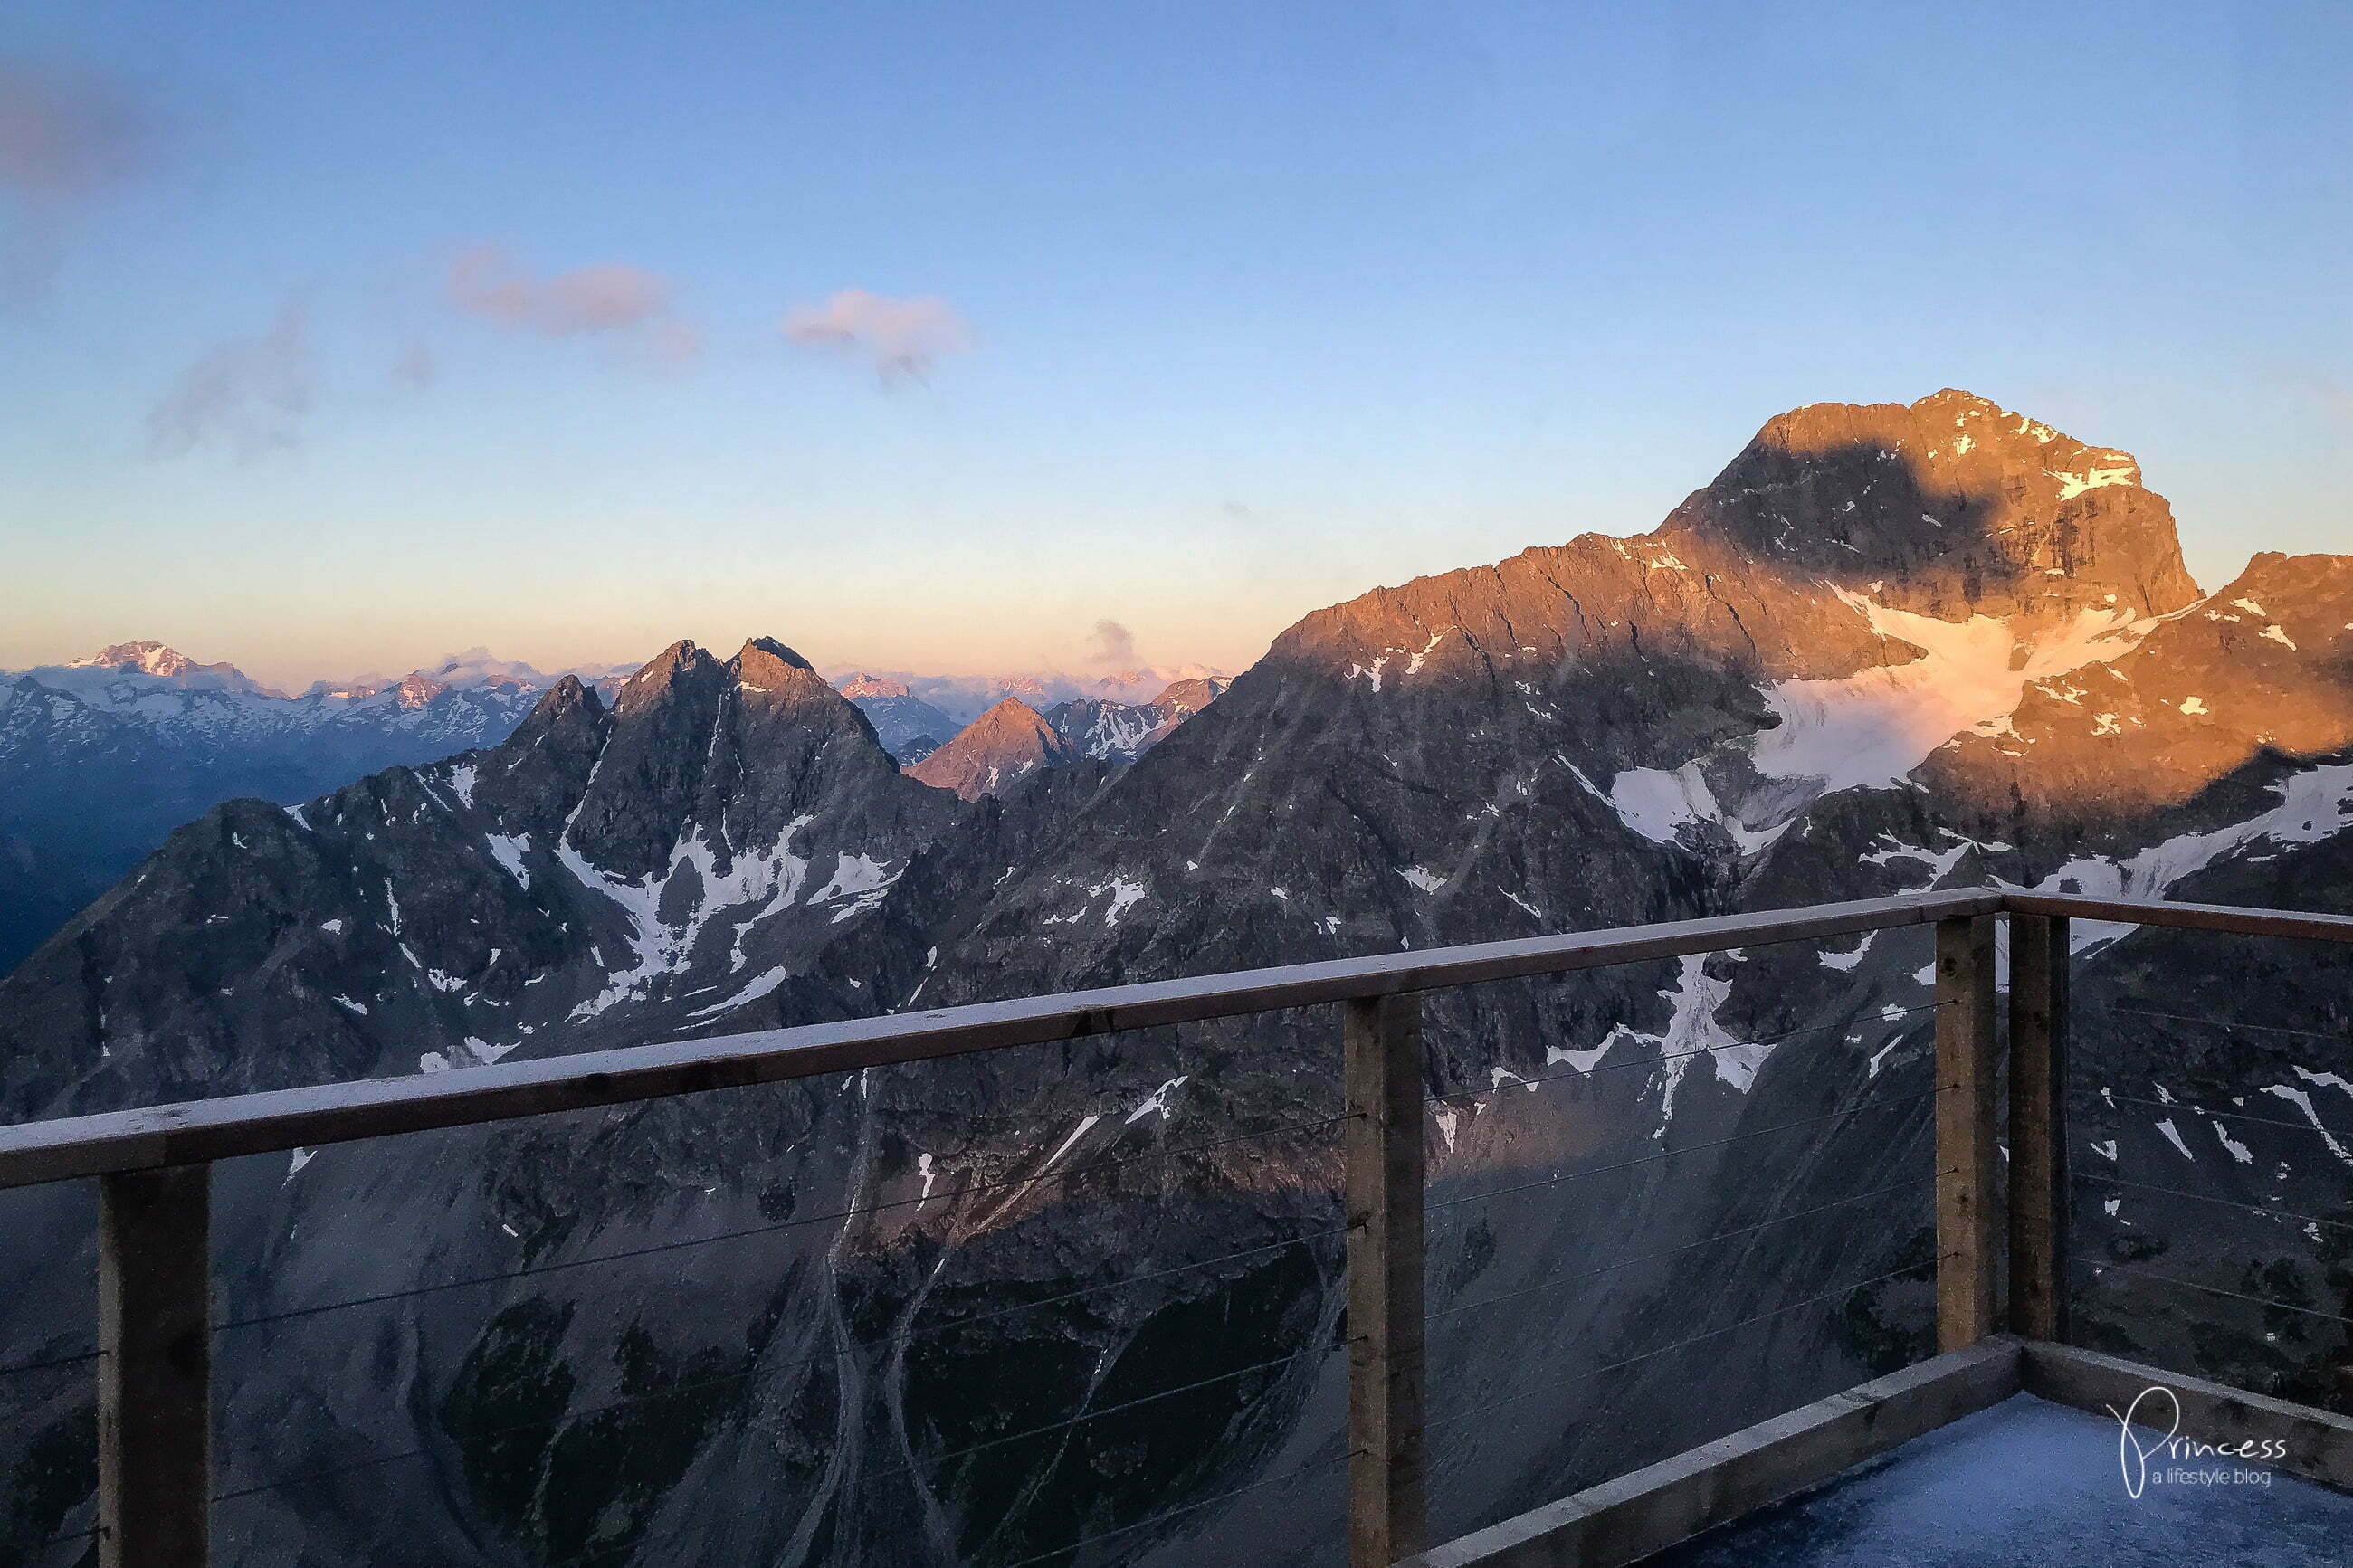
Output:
[{"xmin": 5, "ymin": 886, "xmax": 2351, "ymax": 1567}]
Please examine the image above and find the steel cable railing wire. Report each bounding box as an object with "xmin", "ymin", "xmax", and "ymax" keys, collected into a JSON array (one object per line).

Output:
[
  {"xmin": 1426, "ymin": 1173, "xmax": 1934, "ymax": 1326},
  {"xmin": 532, "ymin": 1365, "xmax": 1351, "ymax": 1567},
  {"xmin": 209, "ymin": 1111, "xmax": 1353, "ymax": 1499},
  {"xmin": 211, "ymin": 1036, "xmax": 1945, "ymax": 1499},
  {"xmin": 207, "ymin": 1223, "xmax": 1351, "ymax": 1503},
  {"xmin": 214, "ymin": 1100, "xmax": 1944, "ymax": 1503},
  {"xmin": 1425, "ymin": 1083, "xmax": 1952, "ymax": 1217},
  {"xmin": 214, "ymin": 1107, "xmax": 1352, "ymax": 1334},
  {"xmin": 0, "ymin": 1345, "xmax": 100, "ymax": 1379},
  {"xmin": 213, "ymin": 1333, "xmax": 1346, "ymax": 1510},
  {"xmin": 2067, "ymin": 1253, "xmax": 2353, "ymax": 1328},
  {"xmin": 2069, "ymin": 1170, "xmax": 2353, "ymax": 1236},
  {"xmin": 1422, "ymin": 1002, "xmax": 1948, "ymax": 1111},
  {"xmin": 1426, "ymin": 1253, "xmax": 1948, "ymax": 1433},
  {"xmin": 167, "ymin": 973, "xmax": 1951, "ymax": 1521},
  {"xmin": 2068, "ymin": 1084, "xmax": 2353, "ymax": 1143},
  {"xmin": 2086, "ymin": 1001, "xmax": 2353, "ymax": 1045}
]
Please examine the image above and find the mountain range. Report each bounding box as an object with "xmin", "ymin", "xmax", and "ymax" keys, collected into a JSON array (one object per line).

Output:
[
  {"xmin": 3, "ymin": 391, "xmax": 2349, "ymax": 1566},
  {"xmin": 0, "ymin": 644, "xmax": 639, "ymax": 975},
  {"xmin": 0, "ymin": 647, "xmax": 1224, "ymax": 974}
]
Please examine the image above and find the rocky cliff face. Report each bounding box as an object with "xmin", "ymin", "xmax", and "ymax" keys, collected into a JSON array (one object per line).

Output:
[{"xmin": 4, "ymin": 391, "xmax": 2349, "ymax": 1567}]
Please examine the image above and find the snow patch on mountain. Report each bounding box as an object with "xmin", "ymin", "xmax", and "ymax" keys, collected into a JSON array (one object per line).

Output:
[
  {"xmin": 1610, "ymin": 596, "xmax": 2159, "ymax": 857},
  {"xmin": 1757, "ymin": 596, "xmax": 2155, "ymax": 793},
  {"xmin": 2025, "ymin": 761, "xmax": 2353, "ymax": 951}
]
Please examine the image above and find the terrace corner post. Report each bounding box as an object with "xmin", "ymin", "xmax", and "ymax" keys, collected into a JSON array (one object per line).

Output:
[
  {"xmin": 1344, "ymin": 992, "xmax": 1427, "ymax": 1568},
  {"xmin": 2006, "ymin": 912, "xmax": 2070, "ymax": 1342},
  {"xmin": 99, "ymin": 1163, "xmax": 212, "ymax": 1568},
  {"xmin": 1933, "ymin": 914, "xmax": 1998, "ymax": 1352}
]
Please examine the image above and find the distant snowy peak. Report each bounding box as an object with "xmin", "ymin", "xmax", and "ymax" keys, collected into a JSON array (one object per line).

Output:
[
  {"xmin": 68, "ymin": 641, "xmax": 214, "ymax": 679},
  {"xmin": 57, "ymin": 641, "xmax": 284, "ymax": 696},
  {"xmin": 319, "ymin": 649, "xmax": 639, "ymax": 700},
  {"xmin": 824, "ymin": 664, "xmax": 1235, "ymax": 727}
]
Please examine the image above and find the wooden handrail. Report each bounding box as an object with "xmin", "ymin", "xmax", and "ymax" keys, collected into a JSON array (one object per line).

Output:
[
  {"xmin": 2003, "ymin": 890, "xmax": 2353, "ymax": 944},
  {"xmin": 14, "ymin": 880, "xmax": 2350, "ymax": 1567},
  {"xmin": 0, "ymin": 889, "xmax": 1998, "ymax": 1190}
]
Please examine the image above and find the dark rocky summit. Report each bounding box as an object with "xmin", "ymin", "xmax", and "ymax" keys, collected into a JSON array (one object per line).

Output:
[{"xmin": 4, "ymin": 391, "xmax": 2350, "ymax": 1566}]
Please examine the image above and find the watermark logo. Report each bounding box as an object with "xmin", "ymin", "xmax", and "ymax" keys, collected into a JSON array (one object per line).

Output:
[{"xmin": 2108, "ymin": 1386, "xmax": 2289, "ymax": 1497}]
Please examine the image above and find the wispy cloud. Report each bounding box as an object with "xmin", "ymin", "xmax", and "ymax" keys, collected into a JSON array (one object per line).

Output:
[
  {"xmin": 0, "ymin": 54, "xmax": 163, "ymax": 296},
  {"xmin": 148, "ymin": 301, "xmax": 313, "ymax": 459},
  {"xmin": 781, "ymin": 289, "xmax": 970, "ymax": 386},
  {"xmin": 1086, "ymin": 619, "xmax": 1138, "ymax": 666},
  {"xmin": 446, "ymin": 246, "xmax": 698, "ymax": 365}
]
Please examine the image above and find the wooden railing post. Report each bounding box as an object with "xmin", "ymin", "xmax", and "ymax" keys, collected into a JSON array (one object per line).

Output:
[
  {"xmin": 99, "ymin": 1163, "xmax": 211, "ymax": 1568},
  {"xmin": 2007, "ymin": 912, "xmax": 2070, "ymax": 1342},
  {"xmin": 1933, "ymin": 915, "xmax": 1997, "ymax": 1352},
  {"xmin": 1345, "ymin": 992, "xmax": 1425, "ymax": 1567}
]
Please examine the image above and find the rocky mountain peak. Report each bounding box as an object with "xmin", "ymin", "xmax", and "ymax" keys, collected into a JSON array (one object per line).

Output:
[
  {"xmin": 1657, "ymin": 389, "xmax": 2202, "ymax": 622},
  {"xmin": 837, "ymin": 672, "xmax": 911, "ymax": 699},
  {"xmin": 738, "ymin": 636, "xmax": 813, "ymax": 670},
  {"xmin": 612, "ymin": 639, "xmax": 726, "ymax": 717},
  {"xmin": 730, "ymin": 638, "xmax": 863, "ymax": 724},
  {"xmin": 730, "ymin": 637, "xmax": 824, "ymax": 693},
  {"xmin": 515, "ymin": 673, "xmax": 604, "ymax": 727},
  {"xmin": 907, "ymin": 698, "xmax": 1073, "ymax": 801}
]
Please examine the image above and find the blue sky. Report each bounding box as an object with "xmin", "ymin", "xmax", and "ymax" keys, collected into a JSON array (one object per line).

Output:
[{"xmin": 2, "ymin": 1, "xmax": 2348, "ymax": 688}]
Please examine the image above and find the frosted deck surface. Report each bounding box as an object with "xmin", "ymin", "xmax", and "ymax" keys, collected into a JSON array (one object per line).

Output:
[{"xmin": 1651, "ymin": 1393, "xmax": 2353, "ymax": 1567}]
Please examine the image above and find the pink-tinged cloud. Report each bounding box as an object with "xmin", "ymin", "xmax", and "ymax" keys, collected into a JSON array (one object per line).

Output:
[
  {"xmin": 446, "ymin": 247, "xmax": 694, "ymax": 362},
  {"xmin": 0, "ymin": 55, "xmax": 162, "ymax": 295},
  {"xmin": 147, "ymin": 301, "xmax": 313, "ymax": 459},
  {"xmin": 782, "ymin": 289, "xmax": 971, "ymax": 385}
]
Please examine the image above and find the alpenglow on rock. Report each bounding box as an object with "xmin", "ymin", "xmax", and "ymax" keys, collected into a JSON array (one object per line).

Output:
[
  {"xmin": 5, "ymin": 391, "xmax": 2351, "ymax": 1567},
  {"xmin": 904, "ymin": 697, "xmax": 1077, "ymax": 801}
]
